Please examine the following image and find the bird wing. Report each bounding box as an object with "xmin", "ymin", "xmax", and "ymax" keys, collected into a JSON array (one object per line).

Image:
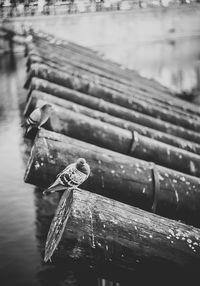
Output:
[
  {"xmin": 39, "ymin": 111, "xmax": 50, "ymax": 127},
  {"xmin": 28, "ymin": 108, "xmax": 42, "ymax": 126},
  {"xmin": 44, "ymin": 188, "xmax": 74, "ymax": 262},
  {"xmin": 56, "ymin": 163, "xmax": 75, "ymax": 178}
]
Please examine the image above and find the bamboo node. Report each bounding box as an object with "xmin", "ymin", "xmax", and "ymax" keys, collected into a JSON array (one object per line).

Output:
[{"xmin": 149, "ymin": 162, "xmax": 160, "ymax": 214}]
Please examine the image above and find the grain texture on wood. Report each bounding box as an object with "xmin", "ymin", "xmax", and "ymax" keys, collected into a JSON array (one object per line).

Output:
[
  {"xmin": 35, "ymin": 187, "xmax": 200, "ymax": 275},
  {"xmin": 24, "ymin": 93, "xmax": 200, "ymax": 177},
  {"xmin": 25, "ymin": 63, "xmax": 200, "ymax": 131},
  {"xmin": 24, "ymin": 129, "xmax": 200, "ymax": 227},
  {"xmin": 27, "ymin": 77, "xmax": 200, "ymax": 144},
  {"xmin": 25, "ymin": 90, "xmax": 200, "ymax": 156}
]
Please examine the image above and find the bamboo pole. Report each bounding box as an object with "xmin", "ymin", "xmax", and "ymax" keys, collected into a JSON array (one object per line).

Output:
[
  {"xmin": 32, "ymin": 33, "xmax": 171, "ymax": 95},
  {"xmin": 24, "ymin": 129, "xmax": 200, "ymax": 227},
  {"xmin": 25, "ymin": 49, "xmax": 177, "ymax": 109},
  {"xmin": 35, "ymin": 187, "xmax": 200, "ymax": 277},
  {"xmin": 27, "ymin": 39, "xmax": 176, "ymax": 102},
  {"xmin": 24, "ymin": 93, "xmax": 200, "ymax": 177},
  {"xmin": 25, "ymin": 90, "xmax": 200, "ymax": 155},
  {"xmin": 24, "ymin": 63, "xmax": 200, "ymax": 131},
  {"xmin": 26, "ymin": 46, "xmax": 200, "ymax": 120},
  {"xmin": 27, "ymin": 77, "xmax": 200, "ymax": 145},
  {"xmin": 27, "ymin": 34, "xmax": 200, "ymax": 117}
]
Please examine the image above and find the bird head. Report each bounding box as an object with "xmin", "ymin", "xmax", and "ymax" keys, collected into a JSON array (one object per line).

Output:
[
  {"xmin": 76, "ymin": 158, "xmax": 90, "ymax": 176},
  {"xmin": 41, "ymin": 104, "xmax": 53, "ymax": 114}
]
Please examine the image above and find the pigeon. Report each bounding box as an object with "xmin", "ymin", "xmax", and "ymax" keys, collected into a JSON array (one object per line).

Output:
[
  {"xmin": 22, "ymin": 104, "xmax": 53, "ymax": 135},
  {"xmin": 43, "ymin": 158, "xmax": 90, "ymax": 195},
  {"xmin": 43, "ymin": 158, "xmax": 90, "ymax": 262}
]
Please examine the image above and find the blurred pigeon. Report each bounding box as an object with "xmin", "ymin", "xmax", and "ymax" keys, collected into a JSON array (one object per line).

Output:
[
  {"xmin": 43, "ymin": 158, "xmax": 90, "ymax": 195},
  {"xmin": 22, "ymin": 104, "xmax": 53, "ymax": 135}
]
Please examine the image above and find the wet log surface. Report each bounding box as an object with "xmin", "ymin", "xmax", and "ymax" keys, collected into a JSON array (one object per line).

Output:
[
  {"xmin": 34, "ymin": 187, "xmax": 200, "ymax": 275},
  {"xmin": 24, "ymin": 129, "xmax": 200, "ymax": 227},
  {"xmin": 27, "ymin": 34, "xmax": 200, "ymax": 116},
  {"xmin": 21, "ymin": 30, "xmax": 200, "ymax": 283},
  {"xmin": 29, "ymin": 33, "xmax": 172, "ymax": 96},
  {"xmin": 24, "ymin": 92, "xmax": 200, "ymax": 177},
  {"xmin": 26, "ymin": 51, "xmax": 187, "ymax": 116},
  {"xmin": 25, "ymin": 90, "xmax": 200, "ymax": 155},
  {"xmin": 24, "ymin": 62, "xmax": 200, "ymax": 131},
  {"xmin": 27, "ymin": 77, "xmax": 200, "ymax": 144}
]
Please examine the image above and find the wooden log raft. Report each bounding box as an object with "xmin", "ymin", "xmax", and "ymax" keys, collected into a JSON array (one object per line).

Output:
[
  {"xmin": 32, "ymin": 34, "xmax": 172, "ymax": 97},
  {"xmin": 24, "ymin": 129, "xmax": 200, "ymax": 227},
  {"xmin": 27, "ymin": 77, "xmax": 200, "ymax": 145},
  {"xmin": 25, "ymin": 49, "xmax": 200, "ymax": 121},
  {"xmin": 28, "ymin": 35, "xmax": 200, "ymax": 117},
  {"xmin": 33, "ymin": 32, "xmax": 173, "ymax": 96},
  {"xmin": 25, "ymin": 44, "xmax": 179, "ymax": 112},
  {"xmin": 36, "ymin": 188, "xmax": 200, "ymax": 278},
  {"xmin": 24, "ymin": 63, "xmax": 200, "ymax": 131},
  {"xmin": 25, "ymin": 45, "xmax": 175, "ymax": 107},
  {"xmin": 26, "ymin": 52, "xmax": 183, "ymax": 124},
  {"xmin": 25, "ymin": 90, "xmax": 200, "ymax": 155},
  {"xmin": 31, "ymin": 36, "xmax": 200, "ymax": 116},
  {"xmin": 24, "ymin": 92, "xmax": 200, "ymax": 177},
  {"xmin": 25, "ymin": 49, "xmax": 178, "ymax": 111},
  {"xmin": 25, "ymin": 41, "xmax": 200, "ymax": 121}
]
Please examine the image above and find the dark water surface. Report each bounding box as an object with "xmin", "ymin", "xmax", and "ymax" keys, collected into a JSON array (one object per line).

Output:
[{"xmin": 0, "ymin": 53, "xmax": 41, "ymax": 286}]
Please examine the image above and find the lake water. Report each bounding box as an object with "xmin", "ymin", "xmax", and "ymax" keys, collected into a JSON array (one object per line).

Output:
[{"xmin": 0, "ymin": 53, "xmax": 41, "ymax": 285}]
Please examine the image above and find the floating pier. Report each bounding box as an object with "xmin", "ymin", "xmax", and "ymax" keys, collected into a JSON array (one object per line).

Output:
[{"xmin": 20, "ymin": 29, "xmax": 200, "ymax": 278}]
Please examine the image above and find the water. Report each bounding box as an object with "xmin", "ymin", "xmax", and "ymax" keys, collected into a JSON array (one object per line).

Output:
[{"xmin": 0, "ymin": 53, "xmax": 41, "ymax": 286}]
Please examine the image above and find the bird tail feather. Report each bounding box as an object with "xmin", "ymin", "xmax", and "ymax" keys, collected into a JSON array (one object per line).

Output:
[{"xmin": 43, "ymin": 184, "xmax": 66, "ymax": 195}]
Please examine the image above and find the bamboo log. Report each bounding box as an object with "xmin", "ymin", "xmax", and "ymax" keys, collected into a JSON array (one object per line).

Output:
[
  {"xmin": 25, "ymin": 90, "xmax": 200, "ymax": 155},
  {"xmin": 33, "ymin": 36, "xmax": 175, "ymax": 99},
  {"xmin": 24, "ymin": 93, "xmax": 200, "ymax": 177},
  {"xmin": 32, "ymin": 36, "xmax": 200, "ymax": 114},
  {"xmin": 34, "ymin": 32, "xmax": 171, "ymax": 95},
  {"xmin": 25, "ymin": 49, "xmax": 174, "ymax": 108},
  {"xmin": 28, "ymin": 35, "xmax": 200, "ymax": 117},
  {"xmin": 24, "ymin": 129, "xmax": 200, "ymax": 227},
  {"xmin": 27, "ymin": 33, "xmax": 200, "ymax": 116},
  {"xmin": 26, "ymin": 51, "xmax": 181, "ymax": 118},
  {"xmin": 25, "ymin": 63, "xmax": 200, "ymax": 131},
  {"xmin": 28, "ymin": 40, "xmax": 175, "ymax": 103},
  {"xmin": 26, "ymin": 48, "xmax": 200, "ymax": 120},
  {"xmin": 36, "ymin": 188, "xmax": 200, "ymax": 277},
  {"xmin": 28, "ymin": 77, "xmax": 200, "ymax": 144}
]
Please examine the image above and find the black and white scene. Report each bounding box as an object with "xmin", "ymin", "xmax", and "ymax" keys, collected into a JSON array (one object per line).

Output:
[{"xmin": 0, "ymin": 1, "xmax": 200, "ymax": 285}]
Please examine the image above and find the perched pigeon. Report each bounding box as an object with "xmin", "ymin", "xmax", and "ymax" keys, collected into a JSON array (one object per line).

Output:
[
  {"xmin": 43, "ymin": 158, "xmax": 90, "ymax": 195},
  {"xmin": 22, "ymin": 104, "xmax": 53, "ymax": 135},
  {"xmin": 43, "ymin": 158, "xmax": 90, "ymax": 262}
]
